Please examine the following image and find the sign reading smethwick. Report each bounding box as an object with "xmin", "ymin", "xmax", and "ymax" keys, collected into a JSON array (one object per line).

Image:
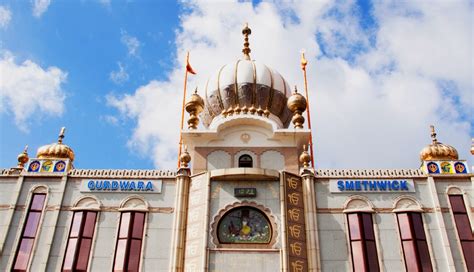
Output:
[
  {"xmin": 329, "ymin": 179, "xmax": 415, "ymax": 193},
  {"xmin": 80, "ymin": 179, "xmax": 162, "ymax": 193}
]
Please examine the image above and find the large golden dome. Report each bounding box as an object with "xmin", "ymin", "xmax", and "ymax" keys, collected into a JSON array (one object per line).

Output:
[
  {"xmin": 419, "ymin": 125, "xmax": 458, "ymax": 161},
  {"xmin": 36, "ymin": 127, "xmax": 75, "ymax": 162},
  {"xmin": 200, "ymin": 24, "xmax": 292, "ymax": 128}
]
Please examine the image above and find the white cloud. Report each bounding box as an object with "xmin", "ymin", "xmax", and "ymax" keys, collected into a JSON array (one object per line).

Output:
[
  {"xmin": 0, "ymin": 51, "xmax": 67, "ymax": 131},
  {"xmin": 32, "ymin": 0, "xmax": 51, "ymax": 18},
  {"xmin": 108, "ymin": 1, "xmax": 472, "ymax": 169},
  {"xmin": 121, "ymin": 30, "xmax": 140, "ymax": 57},
  {"xmin": 109, "ymin": 62, "xmax": 129, "ymax": 84},
  {"xmin": 0, "ymin": 6, "xmax": 11, "ymax": 29}
]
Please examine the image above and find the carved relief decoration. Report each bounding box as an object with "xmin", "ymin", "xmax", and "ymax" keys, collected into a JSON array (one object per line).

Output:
[
  {"xmin": 343, "ymin": 195, "xmax": 374, "ymax": 213},
  {"xmin": 282, "ymin": 172, "xmax": 308, "ymax": 272},
  {"xmin": 392, "ymin": 195, "xmax": 423, "ymax": 212}
]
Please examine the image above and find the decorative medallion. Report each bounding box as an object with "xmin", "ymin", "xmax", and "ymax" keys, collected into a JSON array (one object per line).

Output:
[
  {"xmin": 218, "ymin": 207, "xmax": 271, "ymax": 244},
  {"xmin": 54, "ymin": 160, "xmax": 66, "ymax": 172},
  {"xmin": 440, "ymin": 161, "xmax": 454, "ymax": 173},
  {"xmin": 241, "ymin": 133, "xmax": 250, "ymax": 143},
  {"xmin": 41, "ymin": 160, "xmax": 53, "ymax": 172},
  {"xmin": 28, "ymin": 160, "xmax": 41, "ymax": 172},
  {"xmin": 454, "ymin": 162, "xmax": 467, "ymax": 173},
  {"xmin": 426, "ymin": 162, "xmax": 439, "ymax": 174}
]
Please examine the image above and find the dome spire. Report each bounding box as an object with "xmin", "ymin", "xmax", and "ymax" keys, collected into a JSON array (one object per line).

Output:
[
  {"xmin": 430, "ymin": 125, "xmax": 438, "ymax": 144},
  {"xmin": 242, "ymin": 23, "xmax": 251, "ymax": 60},
  {"xmin": 58, "ymin": 127, "xmax": 66, "ymax": 144}
]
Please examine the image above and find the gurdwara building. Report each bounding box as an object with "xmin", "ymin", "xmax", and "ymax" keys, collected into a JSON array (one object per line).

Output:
[{"xmin": 0, "ymin": 26, "xmax": 473, "ymax": 272}]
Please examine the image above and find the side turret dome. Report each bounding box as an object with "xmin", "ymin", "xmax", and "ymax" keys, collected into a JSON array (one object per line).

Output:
[
  {"xmin": 419, "ymin": 125, "xmax": 458, "ymax": 161},
  {"xmin": 36, "ymin": 127, "xmax": 75, "ymax": 162}
]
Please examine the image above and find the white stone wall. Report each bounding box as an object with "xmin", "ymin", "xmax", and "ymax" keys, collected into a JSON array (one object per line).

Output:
[
  {"xmin": 260, "ymin": 150, "xmax": 285, "ymax": 170},
  {"xmin": 207, "ymin": 150, "xmax": 231, "ymax": 170}
]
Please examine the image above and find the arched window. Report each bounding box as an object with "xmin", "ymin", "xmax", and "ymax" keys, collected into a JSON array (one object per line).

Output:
[
  {"xmin": 238, "ymin": 154, "xmax": 253, "ymax": 168},
  {"xmin": 217, "ymin": 207, "xmax": 271, "ymax": 244}
]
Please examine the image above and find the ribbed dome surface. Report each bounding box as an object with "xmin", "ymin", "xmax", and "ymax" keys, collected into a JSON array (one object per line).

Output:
[
  {"xmin": 420, "ymin": 142, "xmax": 458, "ymax": 161},
  {"xmin": 37, "ymin": 143, "xmax": 75, "ymax": 162},
  {"xmin": 201, "ymin": 59, "xmax": 292, "ymax": 128}
]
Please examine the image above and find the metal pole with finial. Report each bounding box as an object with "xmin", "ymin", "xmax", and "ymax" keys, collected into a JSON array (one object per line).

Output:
[
  {"xmin": 430, "ymin": 125, "xmax": 438, "ymax": 143},
  {"xmin": 177, "ymin": 52, "xmax": 196, "ymax": 168},
  {"xmin": 301, "ymin": 51, "xmax": 315, "ymax": 168},
  {"xmin": 58, "ymin": 127, "xmax": 66, "ymax": 144}
]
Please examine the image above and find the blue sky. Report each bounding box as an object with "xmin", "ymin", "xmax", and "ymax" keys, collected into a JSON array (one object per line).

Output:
[{"xmin": 0, "ymin": 0, "xmax": 472, "ymax": 170}]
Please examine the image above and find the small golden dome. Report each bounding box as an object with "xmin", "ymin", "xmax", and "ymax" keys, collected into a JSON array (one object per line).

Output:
[
  {"xmin": 179, "ymin": 146, "xmax": 191, "ymax": 168},
  {"xmin": 36, "ymin": 127, "xmax": 75, "ymax": 162},
  {"xmin": 17, "ymin": 145, "xmax": 29, "ymax": 167},
  {"xmin": 287, "ymin": 87, "xmax": 307, "ymax": 113},
  {"xmin": 420, "ymin": 125, "xmax": 458, "ymax": 161},
  {"xmin": 299, "ymin": 145, "xmax": 311, "ymax": 168}
]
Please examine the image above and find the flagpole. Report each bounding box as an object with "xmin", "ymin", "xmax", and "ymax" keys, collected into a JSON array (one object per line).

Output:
[
  {"xmin": 178, "ymin": 52, "xmax": 190, "ymax": 168},
  {"xmin": 301, "ymin": 52, "xmax": 315, "ymax": 168}
]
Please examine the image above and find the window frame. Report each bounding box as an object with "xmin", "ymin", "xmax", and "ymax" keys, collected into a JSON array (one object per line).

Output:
[
  {"xmin": 112, "ymin": 211, "xmax": 146, "ymax": 272},
  {"xmin": 62, "ymin": 210, "xmax": 98, "ymax": 272},
  {"xmin": 238, "ymin": 154, "xmax": 253, "ymax": 168},
  {"xmin": 395, "ymin": 212, "xmax": 433, "ymax": 272},
  {"xmin": 346, "ymin": 212, "xmax": 380, "ymax": 272},
  {"xmin": 11, "ymin": 192, "xmax": 47, "ymax": 272},
  {"xmin": 448, "ymin": 194, "xmax": 474, "ymax": 271}
]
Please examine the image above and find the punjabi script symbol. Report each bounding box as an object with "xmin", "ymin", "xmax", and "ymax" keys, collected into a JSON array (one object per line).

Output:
[
  {"xmin": 287, "ymin": 177, "xmax": 298, "ymax": 189},
  {"xmin": 290, "ymin": 242, "xmax": 302, "ymax": 256},
  {"xmin": 291, "ymin": 260, "xmax": 304, "ymax": 272},
  {"xmin": 288, "ymin": 208, "xmax": 301, "ymax": 221},
  {"xmin": 289, "ymin": 224, "xmax": 302, "ymax": 238},
  {"xmin": 288, "ymin": 193, "xmax": 300, "ymax": 205}
]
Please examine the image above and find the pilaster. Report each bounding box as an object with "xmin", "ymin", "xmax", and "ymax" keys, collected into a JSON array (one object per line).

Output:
[
  {"xmin": 301, "ymin": 168, "xmax": 320, "ymax": 271},
  {"xmin": 169, "ymin": 167, "xmax": 191, "ymax": 271}
]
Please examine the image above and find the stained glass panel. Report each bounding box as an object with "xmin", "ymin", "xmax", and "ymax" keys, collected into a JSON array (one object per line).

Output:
[{"xmin": 218, "ymin": 207, "xmax": 271, "ymax": 244}]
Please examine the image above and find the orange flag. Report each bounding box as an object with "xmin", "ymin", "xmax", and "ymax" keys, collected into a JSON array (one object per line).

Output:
[{"xmin": 186, "ymin": 52, "xmax": 196, "ymax": 75}]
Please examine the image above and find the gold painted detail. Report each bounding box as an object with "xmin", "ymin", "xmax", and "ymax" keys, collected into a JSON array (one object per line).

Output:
[
  {"xmin": 17, "ymin": 145, "xmax": 29, "ymax": 168},
  {"xmin": 287, "ymin": 86, "xmax": 307, "ymax": 129},
  {"xmin": 36, "ymin": 127, "xmax": 75, "ymax": 162},
  {"xmin": 299, "ymin": 145, "xmax": 311, "ymax": 168},
  {"xmin": 179, "ymin": 145, "xmax": 191, "ymax": 168},
  {"xmin": 185, "ymin": 88, "xmax": 204, "ymax": 129},
  {"xmin": 242, "ymin": 23, "xmax": 251, "ymax": 60},
  {"xmin": 419, "ymin": 125, "xmax": 458, "ymax": 161}
]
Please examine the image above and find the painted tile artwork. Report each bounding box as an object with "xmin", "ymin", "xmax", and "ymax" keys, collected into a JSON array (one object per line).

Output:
[{"xmin": 218, "ymin": 208, "xmax": 271, "ymax": 244}]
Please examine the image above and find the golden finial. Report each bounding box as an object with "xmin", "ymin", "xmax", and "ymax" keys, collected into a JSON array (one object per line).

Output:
[
  {"xmin": 242, "ymin": 23, "xmax": 252, "ymax": 60},
  {"xmin": 17, "ymin": 145, "xmax": 29, "ymax": 168},
  {"xmin": 299, "ymin": 144, "xmax": 311, "ymax": 168},
  {"xmin": 185, "ymin": 87, "xmax": 204, "ymax": 129},
  {"xmin": 301, "ymin": 50, "xmax": 308, "ymax": 70},
  {"xmin": 58, "ymin": 127, "xmax": 66, "ymax": 144},
  {"xmin": 287, "ymin": 86, "xmax": 307, "ymax": 129},
  {"xmin": 179, "ymin": 145, "xmax": 191, "ymax": 168}
]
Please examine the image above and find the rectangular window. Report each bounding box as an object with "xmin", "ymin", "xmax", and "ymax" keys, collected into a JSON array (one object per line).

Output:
[
  {"xmin": 12, "ymin": 193, "xmax": 46, "ymax": 272},
  {"xmin": 396, "ymin": 212, "xmax": 432, "ymax": 272},
  {"xmin": 449, "ymin": 195, "xmax": 474, "ymax": 270},
  {"xmin": 113, "ymin": 212, "xmax": 145, "ymax": 272},
  {"xmin": 62, "ymin": 211, "xmax": 97, "ymax": 272},
  {"xmin": 347, "ymin": 213, "xmax": 379, "ymax": 272}
]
